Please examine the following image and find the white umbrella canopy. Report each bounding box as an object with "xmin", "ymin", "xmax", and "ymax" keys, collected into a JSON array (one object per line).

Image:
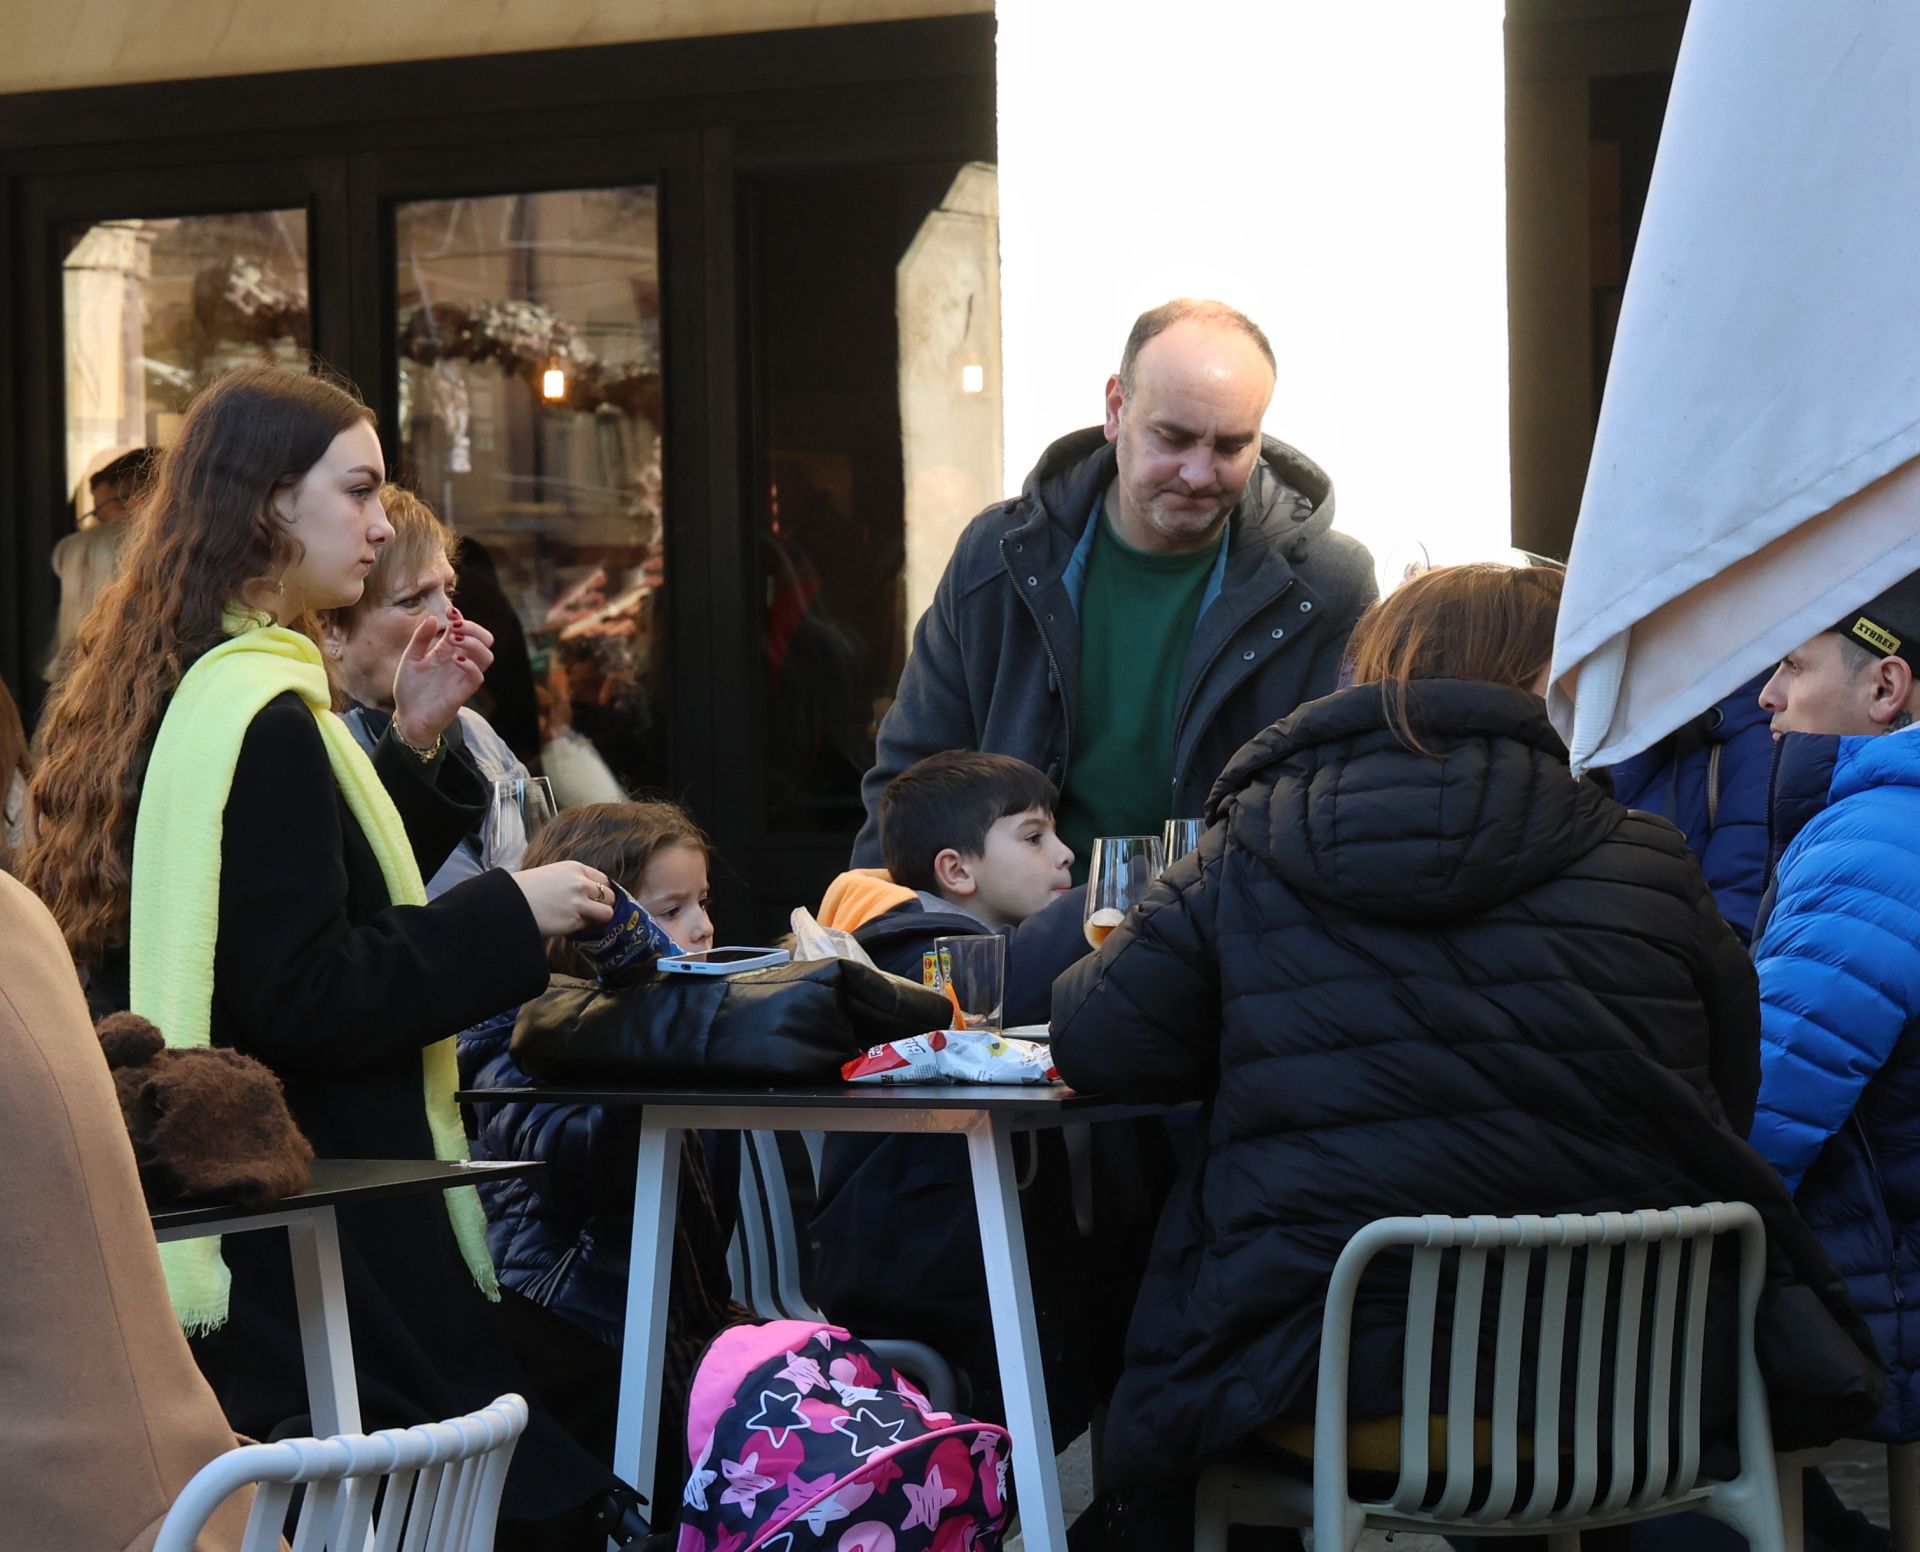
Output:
[{"xmin": 1550, "ymin": 0, "xmax": 1920, "ymax": 771}]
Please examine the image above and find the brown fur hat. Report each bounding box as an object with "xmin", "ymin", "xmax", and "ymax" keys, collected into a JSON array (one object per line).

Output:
[{"xmin": 97, "ymin": 1012, "xmax": 314, "ymax": 1207}]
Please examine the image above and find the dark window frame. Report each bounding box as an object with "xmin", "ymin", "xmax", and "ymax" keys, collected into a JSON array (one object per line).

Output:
[{"xmin": 0, "ymin": 15, "xmax": 995, "ymax": 932}]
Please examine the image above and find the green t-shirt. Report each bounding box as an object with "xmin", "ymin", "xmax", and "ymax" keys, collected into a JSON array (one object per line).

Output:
[{"xmin": 1054, "ymin": 503, "xmax": 1223, "ymax": 878}]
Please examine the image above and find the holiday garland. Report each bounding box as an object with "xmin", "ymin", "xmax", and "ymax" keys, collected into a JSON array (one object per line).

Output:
[
  {"xmin": 171, "ymin": 258, "xmax": 661, "ymax": 421},
  {"xmin": 401, "ymin": 297, "xmax": 662, "ymax": 421}
]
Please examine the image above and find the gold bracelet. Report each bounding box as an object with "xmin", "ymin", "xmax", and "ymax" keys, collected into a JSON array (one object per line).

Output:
[{"xmin": 392, "ymin": 722, "xmax": 444, "ymax": 763}]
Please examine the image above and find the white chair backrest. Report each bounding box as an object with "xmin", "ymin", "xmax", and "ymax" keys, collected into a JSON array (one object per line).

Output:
[
  {"xmin": 153, "ymin": 1392, "xmax": 529, "ymax": 1552},
  {"xmin": 1315, "ymin": 1203, "xmax": 1772, "ymax": 1533}
]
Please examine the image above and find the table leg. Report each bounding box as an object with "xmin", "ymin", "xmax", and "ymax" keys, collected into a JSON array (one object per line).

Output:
[
  {"xmin": 614, "ymin": 1115, "xmax": 683, "ymax": 1509},
  {"xmin": 285, "ymin": 1208, "xmax": 361, "ymax": 1438},
  {"xmin": 967, "ymin": 1112, "xmax": 1068, "ymax": 1552},
  {"xmin": 1775, "ymin": 1455, "xmax": 1806, "ymax": 1552}
]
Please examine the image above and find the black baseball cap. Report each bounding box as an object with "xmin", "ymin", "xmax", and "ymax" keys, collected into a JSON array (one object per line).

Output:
[{"xmin": 1834, "ymin": 570, "xmax": 1920, "ymax": 664}]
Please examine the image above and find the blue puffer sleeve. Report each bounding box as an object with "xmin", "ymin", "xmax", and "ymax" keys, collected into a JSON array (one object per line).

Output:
[
  {"xmin": 1694, "ymin": 690, "xmax": 1775, "ymax": 945},
  {"xmin": 1751, "ymin": 784, "xmax": 1920, "ymax": 1191}
]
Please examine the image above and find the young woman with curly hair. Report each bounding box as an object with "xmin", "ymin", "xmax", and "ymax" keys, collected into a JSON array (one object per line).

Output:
[{"xmin": 20, "ymin": 366, "xmax": 635, "ymax": 1548}]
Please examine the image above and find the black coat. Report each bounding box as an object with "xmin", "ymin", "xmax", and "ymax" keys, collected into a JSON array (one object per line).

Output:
[
  {"xmin": 95, "ymin": 692, "xmax": 609, "ymax": 1522},
  {"xmin": 807, "ymin": 890, "xmax": 1087, "ymax": 1304},
  {"xmin": 807, "ymin": 892, "xmax": 1110, "ymax": 1444},
  {"xmin": 1050, "ymin": 678, "xmax": 1879, "ymax": 1483}
]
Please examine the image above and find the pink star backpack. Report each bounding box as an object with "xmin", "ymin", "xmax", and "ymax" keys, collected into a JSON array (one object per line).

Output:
[{"xmin": 676, "ymin": 1319, "xmax": 1013, "ymax": 1552}]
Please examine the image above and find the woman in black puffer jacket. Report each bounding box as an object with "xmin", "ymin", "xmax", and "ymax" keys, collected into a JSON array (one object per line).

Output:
[{"xmin": 1051, "ymin": 564, "xmax": 1878, "ymax": 1544}]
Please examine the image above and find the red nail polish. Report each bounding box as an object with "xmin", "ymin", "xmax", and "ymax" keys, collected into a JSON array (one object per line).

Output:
[{"xmin": 456, "ymin": 654, "xmax": 468, "ymax": 665}]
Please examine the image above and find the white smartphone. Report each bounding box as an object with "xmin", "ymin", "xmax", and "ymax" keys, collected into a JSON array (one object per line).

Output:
[{"xmin": 657, "ymin": 946, "xmax": 792, "ymax": 976}]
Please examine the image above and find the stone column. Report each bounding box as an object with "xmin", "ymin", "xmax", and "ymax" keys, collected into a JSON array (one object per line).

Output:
[
  {"xmin": 897, "ymin": 162, "xmax": 1003, "ymax": 635},
  {"xmin": 62, "ymin": 219, "xmax": 159, "ymax": 509}
]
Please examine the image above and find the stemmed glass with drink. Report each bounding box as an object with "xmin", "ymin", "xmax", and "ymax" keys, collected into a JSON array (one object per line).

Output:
[
  {"xmin": 1162, "ymin": 818, "xmax": 1205, "ymax": 869},
  {"xmin": 1084, "ymin": 835, "xmax": 1166, "ymax": 950},
  {"xmin": 488, "ymin": 775, "xmax": 557, "ymax": 871}
]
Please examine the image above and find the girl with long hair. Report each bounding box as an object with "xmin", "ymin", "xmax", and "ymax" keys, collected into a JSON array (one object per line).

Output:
[
  {"xmin": 1050, "ymin": 563, "xmax": 1875, "ymax": 1551},
  {"xmin": 21, "ymin": 366, "xmax": 632, "ymax": 1546},
  {"xmin": 319, "ymin": 484, "xmax": 534, "ymax": 893},
  {"xmin": 461, "ymin": 799, "xmax": 748, "ymax": 1519}
]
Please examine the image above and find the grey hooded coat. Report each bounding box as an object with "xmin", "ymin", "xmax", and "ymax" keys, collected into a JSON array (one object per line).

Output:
[{"xmin": 852, "ymin": 425, "xmax": 1377, "ymax": 864}]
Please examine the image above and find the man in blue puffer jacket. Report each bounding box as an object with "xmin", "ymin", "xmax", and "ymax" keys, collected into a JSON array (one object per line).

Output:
[{"xmin": 1752, "ymin": 572, "xmax": 1920, "ymax": 1442}]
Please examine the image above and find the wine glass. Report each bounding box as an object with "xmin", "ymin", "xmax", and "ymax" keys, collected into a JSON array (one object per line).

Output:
[
  {"xmin": 1161, "ymin": 818, "xmax": 1205, "ymax": 869},
  {"xmin": 488, "ymin": 775, "xmax": 557, "ymax": 870},
  {"xmin": 1084, "ymin": 835, "xmax": 1165, "ymax": 951}
]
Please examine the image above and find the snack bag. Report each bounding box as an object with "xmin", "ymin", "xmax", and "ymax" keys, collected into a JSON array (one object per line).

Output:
[
  {"xmin": 570, "ymin": 880, "xmax": 681, "ymax": 975},
  {"xmin": 843, "ymin": 1029, "xmax": 1060, "ymax": 1085}
]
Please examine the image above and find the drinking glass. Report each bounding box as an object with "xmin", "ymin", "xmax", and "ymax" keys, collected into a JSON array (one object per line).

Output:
[
  {"xmin": 1162, "ymin": 818, "xmax": 1205, "ymax": 868},
  {"xmin": 933, "ymin": 935, "xmax": 1006, "ymax": 1030},
  {"xmin": 488, "ymin": 775, "xmax": 557, "ymax": 870},
  {"xmin": 1084, "ymin": 835, "xmax": 1165, "ymax": 951}
]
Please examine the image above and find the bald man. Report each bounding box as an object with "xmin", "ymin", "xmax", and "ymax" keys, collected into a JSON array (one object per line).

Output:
[{"xmin": 853, "ymin": 298, "xmax": 1377, "ymax": 870}]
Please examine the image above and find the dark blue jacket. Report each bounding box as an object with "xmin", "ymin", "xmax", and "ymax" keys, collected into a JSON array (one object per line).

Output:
[
  {"xmin": 852, "ymin": 428, "xmax": 1377, "ymax": 864},
  {"xmin": 807, "ymin": 889, "xmax": 1111, "ymax": 1443},
  {"xmin": 458, "ymin": 1005, "xmax": 740, "ymax": 1354},
  {"xmin": 458, "ymin": 1010, "xmax": 644, "ymax": 1350},
  {"xmin": 1611, "ymin": 675, "xmax": 1773, "ymax": 944},
  {"xmin": 1752, "ymin": 727, "xmax": 1920, "ymax": 1440},
  {"xmin": 809, "ymin": 887, "xmax": 1088, "ymax": 1299}
]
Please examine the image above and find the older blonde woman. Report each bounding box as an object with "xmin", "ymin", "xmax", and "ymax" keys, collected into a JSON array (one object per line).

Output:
[{"xmin": 319, "ymin": 485, "xmax": 534, "ymax": 894}]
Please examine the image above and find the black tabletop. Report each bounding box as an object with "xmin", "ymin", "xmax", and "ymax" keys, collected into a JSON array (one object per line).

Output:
[
  {"xmin": 149, "ymin": 1157, "xmax": 543, "ymax": 1233},
  {"xmin": 459, "ymin": 1081, "xmax": 1175, "ymax": 1117}
]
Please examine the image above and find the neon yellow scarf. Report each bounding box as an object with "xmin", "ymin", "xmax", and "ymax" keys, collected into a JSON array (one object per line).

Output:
[{"xmin": 130, "ymin": 612, "xmax": 497, "ymax": 1332}]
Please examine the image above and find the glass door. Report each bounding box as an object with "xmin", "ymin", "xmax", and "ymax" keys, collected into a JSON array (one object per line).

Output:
[
  {"xmin": 741, "ymin": 158, "xmax": 1001, "ymax": 837},
  {"xmin": 30, "ymin": 160, "xmax": 332, "ymax": 691},
  {"xmin": 63, "ymin": 208, "xmax": 311, "ymax": 504},
  {"xmin": 393, "ymin": 187, "xmax": 666, "ymax": 782}
]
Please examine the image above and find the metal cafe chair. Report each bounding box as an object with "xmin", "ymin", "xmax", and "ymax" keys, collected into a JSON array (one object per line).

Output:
[
  {"xmin": 1194, "ymin": 1204, "xmax": 1786, "ymax": 1552},
  {"xmin": 153, "ymin": 1392, "xmax": 528, "ymax": 1552}
]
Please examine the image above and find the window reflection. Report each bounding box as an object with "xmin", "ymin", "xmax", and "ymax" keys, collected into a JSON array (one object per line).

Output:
[
  {"xmin": 749, "ymin": 162, "xmax": 1000, "ymax": 834},
  {"xmin": 395, "ymin": 189, "xmax": 665, "ymax": 792},
  {"xmin": 62, "ymin": 210, "xmax": 309, "ymax": 506}
]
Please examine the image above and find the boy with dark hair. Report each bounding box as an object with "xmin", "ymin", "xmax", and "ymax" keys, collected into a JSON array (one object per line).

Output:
[
  {"xmin": 810, "ymin": 750, "xmax": 1151, "ymax": 1448},
  {"xmin": 876, "ymin": 748, "xmax": 1075, "ymax": 930}
]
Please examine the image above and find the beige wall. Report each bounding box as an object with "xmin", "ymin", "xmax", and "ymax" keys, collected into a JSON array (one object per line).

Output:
[
  {"xmin": 1505, "ymin": 76, "xmax": 1594, "ymax": 560},
  {"xmin": 2, "ymin": 0, "xmax": 990, "ymax": 94},
  {"xmin": 898, "ymin": 163, "xmax": 1002, "ymax": 631}
]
